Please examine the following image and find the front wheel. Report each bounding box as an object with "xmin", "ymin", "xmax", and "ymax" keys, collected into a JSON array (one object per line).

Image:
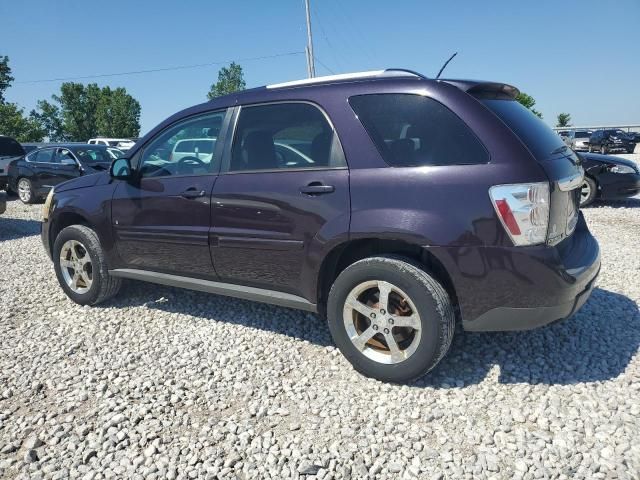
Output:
[
  {"xmin": 53, "ymin": 225, "xmax": 122, "ymax": 305},
  {"xmin": 327, "ymin": 256, "xmax": 455, "ymax": 383}
]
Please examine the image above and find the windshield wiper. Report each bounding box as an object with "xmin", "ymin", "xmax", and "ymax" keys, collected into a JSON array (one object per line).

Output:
[{"xmin": 551, "ymin": 145, "xmax": 568, "ymax": 155}]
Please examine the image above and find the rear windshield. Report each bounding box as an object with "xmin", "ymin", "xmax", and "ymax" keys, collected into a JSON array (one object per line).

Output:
[
  {"xmin": 0, "ymin": 137, "xmax": 26, "ymax": 157},
  {"xmin": 480, "ymin": 99, "xmax": 567, "ymax": 160}
]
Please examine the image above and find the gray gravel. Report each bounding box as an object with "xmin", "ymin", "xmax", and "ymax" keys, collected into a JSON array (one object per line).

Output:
[{"xmin": 1, "ymin": 194, "xmax": 639, "ymax": 480}]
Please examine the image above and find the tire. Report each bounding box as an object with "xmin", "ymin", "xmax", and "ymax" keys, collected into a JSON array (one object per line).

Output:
[
  {"xmin": 17, "ymin": 177, "xmax": 36, "ymax": 204},
  {"xmin": 600, "ymin": 144, "xmax": 607, "ymax": 155},
  {"xmin": 52, "ymin": 225, "xmax": 122, "ymax": 305},
  {"xmin": 580, "ymin": 176, "xmax": 597, "ymax": 207},
  {"xmin": 327, "ymin": 255, "xmax": 455, "ymax": 383}
]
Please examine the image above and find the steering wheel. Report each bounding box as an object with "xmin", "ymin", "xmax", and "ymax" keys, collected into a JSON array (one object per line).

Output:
[{"xmin": 178, "ymin": 156, "xmax": 206, "ymax": 166}]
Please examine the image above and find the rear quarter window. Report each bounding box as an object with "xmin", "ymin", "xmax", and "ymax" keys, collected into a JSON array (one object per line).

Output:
[
  {"xmin": 349, "ymin": 94, "xmax": 489, "ymax": 167},
  {"xmin": 479, "ymin": 99, "xmax": 567, "ymax": 160}
]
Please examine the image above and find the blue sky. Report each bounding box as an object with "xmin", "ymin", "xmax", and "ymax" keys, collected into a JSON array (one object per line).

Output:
[{"xmin": 3, "ymin": 0, "xmax": 639, "ymax": 134}]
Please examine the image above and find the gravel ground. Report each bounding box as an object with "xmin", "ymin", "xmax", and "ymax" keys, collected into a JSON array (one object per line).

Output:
[{"xmin": 0, "ymin": 194, "xmax": 639, "ymax": 480}]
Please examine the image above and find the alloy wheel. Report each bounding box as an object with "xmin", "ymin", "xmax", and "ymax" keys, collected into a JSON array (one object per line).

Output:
[
  {"xmin": 580, "ymin": 180, "xmax": 591, "ymax": 206},
  {"xmin": 59, "ymin": 240, "xmax": 93, "ymax": 294},
  {"xmin": 18, "ymin": 179, "xmax": 31, "ymax": 203},
  {"xmin": 342, "ymin": 280, "xmax": 422, "ymax": 364}
]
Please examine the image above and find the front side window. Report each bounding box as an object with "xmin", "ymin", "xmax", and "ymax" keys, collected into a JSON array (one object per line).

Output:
[
  {"xmin": 139, "ymin": 110, "xmax": 225, "ymax": 177},
  {"xmin": 229, "ymin": 102, "xmax": 344, "ymax": 172},
  {"xmin": 350, "ymin": 94, "xmax": 488, "ymax": 167}
]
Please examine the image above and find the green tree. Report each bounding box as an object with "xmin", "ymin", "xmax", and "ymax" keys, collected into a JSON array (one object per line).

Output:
[
  {"xmin": 516, "ymin": 92, "xmax": 543, "ymax": 119},
  {"xmin": 0, "ymin": 55, "xmax": 14, "ymax": 103},
  {"xmin": 556, "ymin": 112, "xmax": 572, "ymax": 128},
  {"xmin": 96, "ymin": 87, "xmax": 141, "ymax": 138},
  {"xmin": 52, "ymin": 82, "xmax": 102, "ymax": 141},
  {"xmin": 207, "ymin": 62, "xmax": 246, "ymax": 100},
  {"xmin": 0, "ymin": 102, "xmax": 44, "ymax": 141},
  {"xmin": 30, "ymin": 99, "xmax": 64, "ymax": 141}
]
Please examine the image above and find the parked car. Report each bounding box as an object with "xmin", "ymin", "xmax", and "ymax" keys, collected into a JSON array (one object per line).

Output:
[
  {"xmin": 8, "ymin": 144, "xmax": 113, "ymax": 204},
  {"xmin": 170, "ymin": 138, "xmax": 216, "ymax": 164},
  {"xmin": 41, "ymin": 69, "xmax": 599, "ymax": 382},
  {"xmin": 88, "ymin": 138, "xmax": 136, "ymax": 151},
  {"xmin": 106, "ymin": 147, "xmax": 125, "ymax": 160},
  {"xmin": 578, "ymin": 152, "xmax": 640, "ymax": 206},
  {"xmin": 0, "ymin": 135, "xmax": 26, "ymax": 191},
  {"xmin": 588, "ymin": 129, "xmax": 636, "ymax": 154},
  {"xmin": 559, "ymin": 130, "xmax": 591, "ymax": 151}
]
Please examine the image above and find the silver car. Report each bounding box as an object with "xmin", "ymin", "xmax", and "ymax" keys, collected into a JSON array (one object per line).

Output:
[{"xmin": 560, "ymin": 130, "xmax": 592, "ymax": 151}]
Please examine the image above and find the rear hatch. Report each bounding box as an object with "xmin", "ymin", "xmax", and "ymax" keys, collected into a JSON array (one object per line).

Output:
[{"xmin": 475, "ymin": 95, "xmax": 583, "ymax": 245}]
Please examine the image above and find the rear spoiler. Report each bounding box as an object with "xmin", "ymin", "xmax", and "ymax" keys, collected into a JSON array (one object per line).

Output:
[{"xmin": 440, "ymin": 79, "xmax": 520, "ymax": 100}]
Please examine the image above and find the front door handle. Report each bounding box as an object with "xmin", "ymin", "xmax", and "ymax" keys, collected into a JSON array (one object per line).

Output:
[
  {"xmin": 300, "ymin": 182, "xmax": 335, "ymax": 195},
  {"xmin": 180, "ymin": 188, "xmax": 206, "ymax": 199}
]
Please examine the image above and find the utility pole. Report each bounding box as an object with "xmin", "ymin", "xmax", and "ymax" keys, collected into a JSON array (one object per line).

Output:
[{"xmin": 304, "ymin": 0, "xmax": 316, "ymax": 78}]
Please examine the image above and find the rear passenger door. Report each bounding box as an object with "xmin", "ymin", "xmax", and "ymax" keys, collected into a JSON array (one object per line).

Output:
[{"xmin": 210, "ymin": 102, "xmax": 350, "ymax": 298}]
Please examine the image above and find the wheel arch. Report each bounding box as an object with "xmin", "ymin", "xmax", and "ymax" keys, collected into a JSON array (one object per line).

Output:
[
  {"xmin": 316, "ymin": 238, "xmax": 459, "ymax": 319},
  {"xmin": 49, "ymin": 211, "xmax": 96, "ymax": 254}
]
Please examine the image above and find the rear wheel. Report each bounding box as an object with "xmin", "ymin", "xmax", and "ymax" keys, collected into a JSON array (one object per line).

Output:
[
  {"xmin": 580, "ymin": 176, "xmax": 597, "ymax": 207},
  {"xmin": 17, "ymin": 178, "xmax": 35, "ymax": 204},
  {"xmin": 53, "ymin": 225, "xmax": 122, "ymax": 305},
  {"xmin": 327, "ymin": 256, "xmax": 455, "ymax": 383}
]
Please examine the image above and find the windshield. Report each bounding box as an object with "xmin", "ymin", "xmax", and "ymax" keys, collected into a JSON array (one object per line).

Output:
[
  {"xmin": 575, "ymin": 131, "xmax": 590, "ymax": 138},
  {"xmin": 480, "ymin": 99, "xmax": 568, "ymax": 160},
  {"xmin": 0, "ymin": 137, "xmax": 26, "ymax": 157},
  {"xmin": 74, "ymin": 147, "xmax": 112, "ymax": 163}
]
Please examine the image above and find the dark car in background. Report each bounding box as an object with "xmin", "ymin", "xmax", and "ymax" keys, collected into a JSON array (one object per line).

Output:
[
  {"xmin": 588, "ymin": 129, "xmax": 636, "ymax": 154},
  {"xmin": 40, "ymin": 69, "xmax": 599, "ymax": 382},
  {"xmin": 578, "ymin": 152, "xmax": 640, "ymax": 206},
  {"xmin": 0, "ymin": 135, "xmax": 26, "ymax": 191},
  {"xmin": 8, "ymin": 144, "xmax": 113, "ymax": 204}
]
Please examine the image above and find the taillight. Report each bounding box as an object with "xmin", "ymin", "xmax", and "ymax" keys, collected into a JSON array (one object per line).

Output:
[{"xmin": 489, "ymin": 182, "xmax": 550, "ymax": 246}]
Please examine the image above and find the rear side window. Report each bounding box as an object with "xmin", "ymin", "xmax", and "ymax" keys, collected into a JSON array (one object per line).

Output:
[
  {"xmin": 480, "ymin": 99, "xmax": 567, "ymax": 160},
  {"xmin": 349, "ymin": 94, "xmax": 488, "ymax": 167},
  {"xmin": 229, "ymin": 102, "xmax": 345, "ymax": 172}
]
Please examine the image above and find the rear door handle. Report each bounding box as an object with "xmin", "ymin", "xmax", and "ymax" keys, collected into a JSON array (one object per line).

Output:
[
  {"xmin": 180, "ymin": 188, "xmax": 206, "ymax": 199},
  {"xmin": 300, "ymin": 182, "xmax": 335, "ymax": 195}
]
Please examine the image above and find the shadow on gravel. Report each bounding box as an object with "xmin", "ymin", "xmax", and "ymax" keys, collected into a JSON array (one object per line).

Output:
[
  {"xmin": 100, "ymin": 280, "xmax": 334, "ymax": 346},
  {"xmin": 101, "ymin": 282, "xmax": 639, "ymax": 387},
  {"xmin": 417, "ymin": 287, "xmax": 640, "ymax": 387},
  {"xmin": 0, "ymin": 217, "xmax": 41, "ymax": 241}
]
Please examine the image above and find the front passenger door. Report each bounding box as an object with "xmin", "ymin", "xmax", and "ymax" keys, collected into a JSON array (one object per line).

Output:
[{"xmin": 53, "ymin": 148, "xmax": 83, "ymax": 186}]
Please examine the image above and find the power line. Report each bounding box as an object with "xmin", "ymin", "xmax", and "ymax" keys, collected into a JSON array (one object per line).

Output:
[
  {"xmin": 312, "ymin": 5, "xmax": 344, "ymax": 73},
  {"xmin": 313, "ymin": 56, "xmax": 336, "ymax": 75},
  {"xmin": 15, "ymin": 51, "xmax": 305, "ymax": 85}
]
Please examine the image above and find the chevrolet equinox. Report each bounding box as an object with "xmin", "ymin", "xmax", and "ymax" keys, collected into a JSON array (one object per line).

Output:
[{"xmin": 41, "ymin": 69, "xmax": 600, "ymax": 382}]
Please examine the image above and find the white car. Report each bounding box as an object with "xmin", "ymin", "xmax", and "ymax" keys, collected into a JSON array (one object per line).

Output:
[
  {"xmin": 88, "ymin": 138, "xmax": 136, "ymax": 151},
  {"xmin": 170, "ymin": 138, "xmax": 216, "ymax": 163}
]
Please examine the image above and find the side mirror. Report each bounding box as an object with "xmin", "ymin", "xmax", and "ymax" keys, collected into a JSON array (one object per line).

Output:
[{"xmin": 110, "ymin": 158, "xmax": 132, "ymax": 179}]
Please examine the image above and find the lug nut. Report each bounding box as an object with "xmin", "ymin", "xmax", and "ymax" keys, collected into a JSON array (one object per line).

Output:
[
  {"xmin": 370, "ymin": 312, "xmax": 376, "ymax": 318},
  {"xmin": 372, "ymin": 325, "xmax": 379, "ymax": 331},
  {"xmin": 380, "ymin": 309, "xmax": 386, "ymax": 315},
  {"xmin": 388, "ymin": 318, "xmax": 394, "ymax": 325},
  {"xmin": 384, "ymin": 328, "xmax": 390, "ymax": 334}
]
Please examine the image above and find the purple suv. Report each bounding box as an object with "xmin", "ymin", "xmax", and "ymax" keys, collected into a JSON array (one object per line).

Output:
[{"xmin": 41, "ymin": 69, "xmax": 600, "ymax": 382}]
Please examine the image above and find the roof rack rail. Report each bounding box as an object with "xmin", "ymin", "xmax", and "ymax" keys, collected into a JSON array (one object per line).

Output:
[{"xmin": 266, "ymin": 69, "xmax": 426, "ymax": 90}]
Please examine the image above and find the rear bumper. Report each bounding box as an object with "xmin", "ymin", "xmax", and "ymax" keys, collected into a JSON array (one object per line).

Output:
[{"xmin": 429, "ymin": 213, "xmax": 601, "ymax": 331}]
